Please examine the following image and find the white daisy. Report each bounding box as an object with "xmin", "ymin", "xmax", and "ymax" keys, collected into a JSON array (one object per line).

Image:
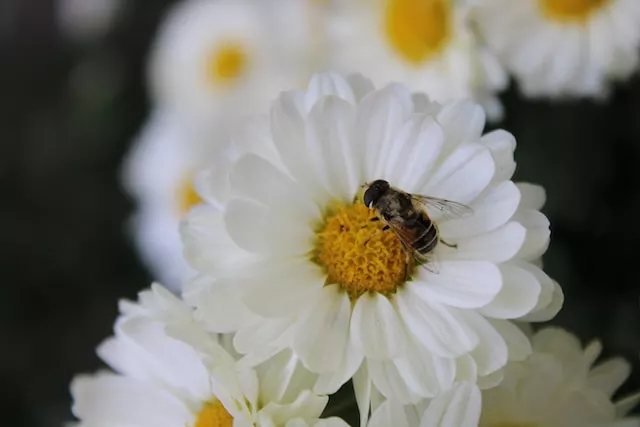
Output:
[
  {"xmin": 365, "ymin": 381, "xmax": 481, "ymax": 427},
  {"xmin": 480, "ymin": 327, "xmax": 640, "ymax": 427},
  {"xmin": 472, "ymin": 0, "xmax": 640, "ymax": 98},
  {"xmin": 326, "ymin": 0, "xmax": 508, "ymax": 119},
  {"xmin": 121, "ymin": 109, "xmax": 217, "ymax": 291},
  {"xmin": 148, "ymin": 0, "xmax": 312, "ymax": 126},
  {"xmin": 57, "ymin": 0, "xmax": 123, "ymax": 41},
  {"xmin": 70, "ymin": 283, "xmax": 345, "ymax": 427},
  {"xmin": 180, "ymin": 72, "xmax": 563, "ymax": 407}
]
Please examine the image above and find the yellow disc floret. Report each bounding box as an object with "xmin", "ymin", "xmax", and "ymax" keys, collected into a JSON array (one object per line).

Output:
[
  {"xmin": 315, "ymin": 202, "xmax": 409, "ymax": 299},
  {"xmin": 177, "ymin": 174, "xmax": 203, "ymax": 216},
  {"xmin": 385, "ymin": 0, "xmax": 452, "ymax": 65},
  {"xmin": 538, "ymin": 0, "xmax": 610, "ymax": 23},
  {"xmin": 206, "ymin": 42, "xmax": 248, "ymax": 85},
  {"xmin": 194, "ymin": 400, "xmax": 233, "ymax": 427}
]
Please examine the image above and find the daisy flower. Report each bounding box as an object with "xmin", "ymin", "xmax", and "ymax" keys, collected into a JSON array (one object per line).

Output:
[
  {"xmin": 57, "ymin": 0, "xmax": 123, "ymax": 41},
  {"xmin": 472, "ymin": 0, "xmax": 640, "ymax": 98},
  {"xmin": 121, "ymin": 109, "xmax": 216, "ymax": 291},
  {"xmin": 70, "ymin": 283, "xmax": 344, "ymax": 427},
  {"xmin": 365, "ymin": 381, "xmax": 481, "ymax": 427},
  {"xmin": 180, "ymin": 72, "xmax": 562, "ymax": 406},
  {"xmin": 326, "ymin": 0, "xmax": 508, "ymax": 119},
  {"xmin": 480, "ymin": 327, "xmax": 640, "ymax": 427},
  {"xmin": 148, "ymin": 0, "xmax": 312, "ymax": 126}
]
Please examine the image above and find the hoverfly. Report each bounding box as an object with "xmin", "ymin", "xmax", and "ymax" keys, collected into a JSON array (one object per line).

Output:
[{"xmin": 362, "ymin": 179, "xmax": 473, "ymax": 272}]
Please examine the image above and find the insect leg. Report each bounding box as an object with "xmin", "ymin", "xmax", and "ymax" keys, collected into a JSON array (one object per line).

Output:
[{"xmin": 439, "ymin": 238, "xmax": 458, "ymax": 249}]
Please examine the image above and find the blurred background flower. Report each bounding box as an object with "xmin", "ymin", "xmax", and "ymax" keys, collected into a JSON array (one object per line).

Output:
[{"xmin": 0, "ymin": 0, "xmax": 639, "ymax": 426}]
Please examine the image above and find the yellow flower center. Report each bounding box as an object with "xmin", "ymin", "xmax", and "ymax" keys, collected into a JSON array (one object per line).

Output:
[
  {"xmin": 206, "ymin": 42, "xmax": 248, "ymax": 85},
  {"xmin": 384, "ymin": 0, "xmax": 452, "ymax": 65},
  {"xmin": 314, "ymin": 202, "xmax": 410, "ymax": 300},
  {"xmin": 177, "ymin": 175, "xmax": 203, "ymax": 216},
  {"xmin": 538, "ymin": 0, "xmax": 610, "ymax": 22},
  {"xmin": 194, "ymin": 400, "xmax": 233, "ymax": 427}
]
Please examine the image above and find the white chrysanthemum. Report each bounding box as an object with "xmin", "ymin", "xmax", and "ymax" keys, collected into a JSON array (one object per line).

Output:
[
  {"xmin": 365, "ymin": 381, "xmax": 481, "ymax": 427},
  {"xmin": 480, "ymin": 327, "xmax": 640, "ymax": 427},
  {"xmin": 472, "ymin": 0, "xmax": 640, "ymax": 98},
  {"xmin": 181, "ymin": 72, "xmax": 563, "ymax": 407},
  {"xmin": 121, "ymin": 110, "xmax": 215, "ymax": 290},
  {"xmin": 148, "ymin": 0, "xmax": 312, "ymax": 125},
  {"xmin": 326, "ymin": 0, "xmax": 508, "ymax": 119},
  {"xmin": 70, "ymin": 283, "xmax": 345, "ymax": 427},
  {"xmin": 57, "ymin": 0, "xmax": 123, "ymax": 41}
]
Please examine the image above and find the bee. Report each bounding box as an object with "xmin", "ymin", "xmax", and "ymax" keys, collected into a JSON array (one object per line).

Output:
[{"xmin": 362, "ymin": 179, "xmax": 473, "ymax": 271}]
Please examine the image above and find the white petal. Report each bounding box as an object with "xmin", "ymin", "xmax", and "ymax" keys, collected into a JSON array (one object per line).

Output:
[
  {"xmin": 480, "ymin": 129, "xmax": 516, "ymax": 182},
  {"xmin": 181, "ymin": 207, "xmax": 250, "ymax": 276},
  {"xmin": 438, "ymin": 181, "xmax": 521, "ymax": 239},
  {"xmin": 313, "ymin": 335, "xmax": 364, "ymax": 395},
  {"xmin": 436, "ymin": 100, "xmax": 486, "ymax": 152},
  {"xmin": 306, "ymin": 95, "xmax": 359, "ymax": 200},
  {"xmin": 224, "ymin": 198, "xmax": 313, "ymax": 256},
  {"xmin": 357, "ymin": 84, "xmax": 413, "ymax": 181},
  {"xmin": 242, "ymin": 262, "xmax": 325, "ymax": 318},
  {"xmin": 442, "ymin": 222, "xmax": 526, "ymax": 263},
  {"xmin": 396, "ymin": 285, "xmax": 478, "ymax": 358},
  {"xmin": 454, "ymin": 355, "xmax": 477, "ymax": 384},
  {"xmin": 314, "ymin": 418, "xmax": 353, "ymax": 427},
  {"xmin": 488, "ymin": 319, "xmax": 532, "ymax": 362},
  {"xmin": 234, "ymin": 317, "xmax": 293, "ymax": 358},
  {"xmin": 531, "ymin": 327, "xmax": 583, "ymax": 364},
  {"xmin": 183, "ymin": 276, "xmax": 256, "ymax": 333},
  {"xmin": 350, "ymin": 292, "xmax": 406, "ymax": 360},
  {"xmin": 368, "ymin": 358, "xmax": 422, "ymax": 404},
  {"xmin": 352, "ymin": 364, "xmax": 371, "ymax": 427},
  {"xmin": 346, "ymin": 73, "xmax": 375, "ymax": 101},
  {"xmin": 369, "ymin": 400, "xmax": 411, "ymax": 427},
  {"xmin": 517, "ymin": 182, "xmax": 546, "ymax": 210},
  {"xmin": 260, "ymin": 390, "xmax": 328, "ymax": 425},
  {"xmin": 513, "ymin": 210, "xmax": 550, "ymax": 261},
  {"xmin": 480, "ymin": 263, "xmax": 541, "ymax": 319},
  {"xmin": 117, "ymin": 317, "xmax": 211, "ymax": 400},
  {"xmin": 393, "ymin": 343, "xmax": 455, "ymax": 398},
  {"xmin": 414, "ymin": 260, "xmax": 503, "ymax": 309},
  {"xmin": 257, "ymin": 349, "xmax": 317, "ymax": 405},
  {"xmin": 293, "ymin": 285, "xmax": 351, "ymax": 374},
  {"xmin": 615, "ymin": 394, "xmax": 640, "ymax": 418},
  {"xmin": 421, "ymin": 142, "xmax": 495, "ymax": 206},
  {"xmin": 419, "ymin": 381, "xmax": 481, "ymax": 427},
  {"xmin": 306, "ymin": 72, "xmax": 356, "ymax": 109},
  {"xmin": 463, "ymin": 311, "xmax": 508, "ymax": 376},
  {"xmin": 229, "ymin": 154, "xmax": 321, "ymax": 223},
  {"xmin": 520, "ymin": 278, "xmax": 564, "ymax": 322},
  {"xmin": 384, "ymin": 115, "xmax": 444, "ymax": 192},
  {"xmin": 588, "ymin": 358, "xmax": 631, "ymax": 397},
  {"xmin": 271, "ymin": 90, "xmax": 330, "ymax": 203},
  {"xmin": 71, "ymin": 373, "xmax": 192, "ymax": 427}
]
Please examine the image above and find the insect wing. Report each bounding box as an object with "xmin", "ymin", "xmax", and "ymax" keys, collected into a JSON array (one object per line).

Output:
[
  {"xmin": 410, "ymin": 195, "xmax": 473, "ymax": 220},
  {"xmin": 386, "ymin": 222, "xmax": 439, "ymax": 273}
]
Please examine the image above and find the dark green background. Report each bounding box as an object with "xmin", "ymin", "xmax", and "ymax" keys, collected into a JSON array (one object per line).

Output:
[{"xmin": 0, "ymin": 1, "xmax": 638, "ymax": 426}]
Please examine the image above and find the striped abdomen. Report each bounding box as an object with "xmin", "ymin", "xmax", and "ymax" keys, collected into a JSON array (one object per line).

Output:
[{"xmin": 411, "ymin": 214, "xmax": 439, "ymax": 255}]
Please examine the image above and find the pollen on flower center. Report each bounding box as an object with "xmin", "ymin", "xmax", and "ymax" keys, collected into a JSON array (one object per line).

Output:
[
  {"xmin": 384, "ymin": 0, "xmax": 452, "ymax": 65},
  {"xmin": 177, "ymin": 175, "xmax": 203, "ymax": 216},
  {"xmin": 314, "ymin": 202, "xmax": 410, "ymax": 299},
  {"xmin": 206, "ymin": 42, "xmax": 248, "ymax": 85},
  {"xmin": 538, "ymin": 0, "xmax": 610, "ymax": 22},
  {"xmin": 194, "ymin": 400, "xmax": 233, "ymax": 427}
]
